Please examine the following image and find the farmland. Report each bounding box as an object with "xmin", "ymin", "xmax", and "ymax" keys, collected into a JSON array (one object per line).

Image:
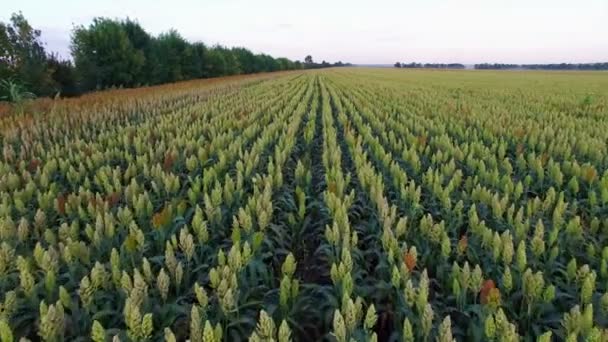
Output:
[{"xmin": 1, "ymin": 68, "xmax": 608, "ymax": 341}]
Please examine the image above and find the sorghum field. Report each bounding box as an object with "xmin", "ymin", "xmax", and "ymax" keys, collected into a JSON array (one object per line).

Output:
[{"xmin": 1, "ymin": 68, "xmax": 608, "ymax": 342}]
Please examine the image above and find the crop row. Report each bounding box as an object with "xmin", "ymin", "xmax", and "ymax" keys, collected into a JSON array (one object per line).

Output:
[{"xmin": 1, "ymin": 69, "xmax": 608, "ymax": 341}]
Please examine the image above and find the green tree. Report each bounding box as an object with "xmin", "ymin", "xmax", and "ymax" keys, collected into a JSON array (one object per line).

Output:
[
  {"xmin": 121, "ymin": 19, "xmax": 153, "ymax": 84},
  {"xmin": 0, "ymin": 12, "xmax": 57, "ymax": 96},
  {"xmin": 223, "ymin": 48, "xmax": 241, "ymax": 75},
  {"xmin": 188, "ymin": 42, "xmax": 208, "ymax": 79},
  {"xmin": 148, "ymin": 30, "xmax": 190, "ymax": 83},
  {"xmin": 255, "ymin": 53, "xmax": 279, "ymax": 72},
  {"xmin": 206, "ymin": 46, "xmax": 227, "ymax": 77},
  {"xmin": 232, "ymin": 47, "xmax": 256, "ymax": 74},
  {"xmin": 276, "ymin": 57, "xmax": 295, "ymax": 70},
  {"xmin": 206, "ymin": 45, "xmax": 240, "ymax": 77},
  {"xmin": 71, "ymin": 18, "xmax": 145, "ymax": 90},
  {"xmin": 47, "ymin": 54, "xmax": 79, "ymax": 96}
]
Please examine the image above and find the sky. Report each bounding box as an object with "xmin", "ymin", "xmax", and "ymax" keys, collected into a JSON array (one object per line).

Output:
[{"xmin": 3, "ymin": 0, "xmax": 607, "ymax": 64}]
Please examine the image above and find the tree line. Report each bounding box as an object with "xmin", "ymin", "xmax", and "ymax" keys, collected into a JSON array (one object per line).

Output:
[
  {"xmin": 303, "ymin": 55, "xmax": 351, "ymax": 69},
  {"xmin": 1, "ymin": 13, "xmax": 346, "ymax": 101},
  {"xmin": 394, "ymin": 62, "xmax": 465, "ymax": 69},
  {"xmin": 474, "ymin": 63, "xmax": 608, "ymax": 70},
  {"xmin": 394, "ymin": 62, "xmax": 608, "ymax": 71}
]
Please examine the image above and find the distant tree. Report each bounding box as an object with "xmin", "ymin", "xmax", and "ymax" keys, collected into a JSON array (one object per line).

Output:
[
  {"xmin": 474, "ymin": 63, "xmax": 518, "ymax": 70},
  {"xmin": 396, "ymin": 62, "xmax": 464, "ymax": 69},
  {"xmin": 300, "ymin": 55, "xmax": 349, "ymax": 69},
  {"xmin": 493, "ymin": 63, "xmax": 608, "ymax": 70}
]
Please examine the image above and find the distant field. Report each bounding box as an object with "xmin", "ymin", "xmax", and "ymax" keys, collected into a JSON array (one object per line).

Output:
[{"xmin": 1, "ymin": 68, "xmax": 608, "ymax": 341}]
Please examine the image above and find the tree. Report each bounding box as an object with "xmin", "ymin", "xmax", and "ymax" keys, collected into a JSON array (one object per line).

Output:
[
  {"xmin": 232, "ymin": 47, "xmax": 256, "ymax": 74},
  {"xmin": 47, "ymin": 54, "xmax": 79, "ymax": 96},
  {"xmin": 206, "ymin": 45, "xmax": 240, "ymax": 77},
  {"xmin": 188, "ymin": 42, "xmax": 208, "ymax": 79},
  {"xmin": 121, "ymin": 19, "xmax": 153, "ymax": 84},
  {"xmin": 71, "ymin": 18, "xmax": 145, "ymax": 90},
  {"xmin": 394, "ymin": 62, "xmax": 402, "ymax": 68},
  {"xmin": 148, "ymin": 30, "xmax": 190, "ymax": 83},
  {"xmin": 304, "ymin": 55, "xmax": 313, "ymax": 64},
  {"xmin": 0, "ymin": 12, "xmax": 58, "ymax": 97},
  {"xmin": 255, "ymin": 53, "xmax": 279, "ymax": 72},
  {"xmin": 206, "ymin": 47, "xmax": 227, "ymax": 77},
  {"xmin": 276, "ymin": 57, "xmax": 295, "ymax": 70}
]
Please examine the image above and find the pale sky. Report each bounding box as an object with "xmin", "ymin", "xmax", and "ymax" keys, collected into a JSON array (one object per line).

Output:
[{"xmin": 3, "ymin": 0, "xmax": 607, "ymax": 64}]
